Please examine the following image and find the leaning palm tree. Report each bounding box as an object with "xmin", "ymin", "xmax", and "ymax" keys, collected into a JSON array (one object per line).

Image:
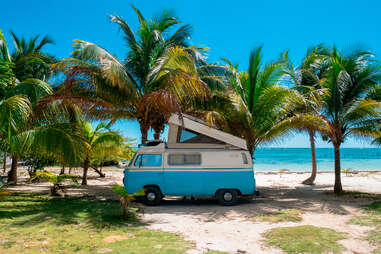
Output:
[
  {"xmin": 285, "ymin": 46, "xmax": 381, "ymax": 193},
  {"xmin": 53, "ymin": 6, "xmax": 209, "ymax": 143},
  {"xmin": 283, "ymin": 46, "xmax": 329, "ymax": 185},
  {"xmin": 79, "ymin": 121, "xmax": 125, "ymax": 185}
]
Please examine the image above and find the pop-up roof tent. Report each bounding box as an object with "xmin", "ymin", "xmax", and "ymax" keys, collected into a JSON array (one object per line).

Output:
[{"xmin": 167, "ymin": 114, "xmax": 247, "ymax": 150}]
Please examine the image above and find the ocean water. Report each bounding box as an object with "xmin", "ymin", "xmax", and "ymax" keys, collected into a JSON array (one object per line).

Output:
[{"xmin": 254, "ymin": 148, "xmax": 381, "ymax": 172}]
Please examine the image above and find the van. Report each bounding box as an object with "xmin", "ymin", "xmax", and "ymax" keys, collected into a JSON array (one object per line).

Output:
[{"xmin": 123, "ymin": 142, "xmax": 256, "ymax": 205}]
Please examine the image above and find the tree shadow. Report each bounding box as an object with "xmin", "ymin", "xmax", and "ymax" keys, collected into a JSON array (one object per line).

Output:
[
  {"xmin": 0, "ymin": 193, "xmax": 141, "ymax": 229},
  {"xmin": 141, "ymin": 185, "xmax": 381, "ymax": 223}
]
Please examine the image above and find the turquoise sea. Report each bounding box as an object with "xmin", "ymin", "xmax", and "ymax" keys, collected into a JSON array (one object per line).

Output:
[{"xmin": 254, "ymin": 148, "xmax": 381, "ymax": 172}]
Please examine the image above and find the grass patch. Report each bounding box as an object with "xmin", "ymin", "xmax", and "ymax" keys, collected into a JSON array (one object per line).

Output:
[
  {"xmin": 349, "ymin": 202, "xmax": 381, "ymax": 252},
  {"xmin": 327, "ymin": 191, "xmax": 381, "ymax": 200},
  {"xmin": 263, "ymin": 225, "xmax": 346, "ymax": 254},
  {"xmin": 0, "ymin": 194, "xmax": 192, "ymax": 253},
  {"xmin": 253, "ymin": 209, "xmax": 303, "ymax": 223}
]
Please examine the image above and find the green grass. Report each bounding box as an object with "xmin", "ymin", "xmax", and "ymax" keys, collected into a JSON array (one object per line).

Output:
[
  {"xmin": 253, "ymin": 209, "xmax": 304, "ymax": 223},
  {"xmin": 327, "ymin": 191, "xmax": 381, "ymax": 200},
  {"xmin": 0, "ymin": 194, "xmax": 192, "ymax": 254},
  {"xmin": 349, "ymin": 202, "xmax": 381, "ymax": 253},
  {"xmin": 263, "ymin": 225, "xmax": 346, "ymax": 254}
]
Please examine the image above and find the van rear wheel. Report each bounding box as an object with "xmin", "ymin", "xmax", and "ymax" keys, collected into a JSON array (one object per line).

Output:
[
  {"xmin": 143, "ymin": 187, "xmax": 162, "ymax": 206},
  {"xmin": 217, "ymin": 189, "xmax": 238, "ymax": 206}
]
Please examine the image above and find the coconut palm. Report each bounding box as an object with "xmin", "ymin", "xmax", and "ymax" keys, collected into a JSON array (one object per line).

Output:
[
  {"xmin": 53, "ymin": 5, "xmax": 210, "ymax": 143},
  {"xmin": 323, "ymin": 48, "xmax": 381, "ymax": 193},
  {"xmin": 79, "ymin": 121, "xmax": 125, "ymax": 185},
  {"xmin": 282, "ymin": 46, "xmax": 330, "ymax": 185},
  {"xmin": 0, "ymin": 29, "xmax": 66, "ymax": 183},
  {"xmin": 224, "ymin": 46, "xmax": 293, "ymax": 159},
  {"xmin": 192, "ymin": 46, "xmax": 292, "ymax": 164},
  {"xmin": 285, "ymin": 47, "xmax": 381, "ymax": 193}
]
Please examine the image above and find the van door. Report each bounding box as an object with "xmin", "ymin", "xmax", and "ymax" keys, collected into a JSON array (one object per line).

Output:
[{"xmin": 131, "ymin": 153, "xmax": 164, "ymax": 192}]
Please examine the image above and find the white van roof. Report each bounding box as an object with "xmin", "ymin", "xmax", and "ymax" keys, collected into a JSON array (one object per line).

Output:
[{"xmin": 167, "ymin": 114, "xmax": 247, "ymax": 150}]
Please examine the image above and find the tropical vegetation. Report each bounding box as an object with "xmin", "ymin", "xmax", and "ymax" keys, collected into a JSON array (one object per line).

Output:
[
  {"xmin": 31, "ymin": 171, "xmax": 78, "ymax": 196},
  {"xmin": 1, "ymin": 5, "xmax": 381, "ymax": 195}
]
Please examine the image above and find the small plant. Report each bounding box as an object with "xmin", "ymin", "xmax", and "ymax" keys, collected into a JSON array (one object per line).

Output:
[
  {"xmin": 0, "ymin": 184, "xmax": 9, "ymax": 198},
  {"xmin": 31, "ymin": 171, "xmax": 78, "ymax": 197},
  {"xmin": 342, "ymin": 168, "xmax": 352, "ymax": 176},
  {"xmin": 111, "ymin": 185, "xmax": 144, "ymax": 217},
  {"xmin": 279, "ymin": 169, "xmax": 289, "ymax": 178}
]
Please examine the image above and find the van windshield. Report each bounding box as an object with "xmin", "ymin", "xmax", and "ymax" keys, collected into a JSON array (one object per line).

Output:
[{"xmin": 128, "ymin": 152, "xmax": 137, "ymax": 167}]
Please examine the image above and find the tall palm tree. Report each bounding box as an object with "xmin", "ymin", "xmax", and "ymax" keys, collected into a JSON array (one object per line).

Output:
[
  {"xmin": 193, "ymin": 46, "xmax": 292, "ymax": 163},
  {"xmin": 286, "ymin": 47, "xmax": 381, "ymax": 193},
  {"xmin": 283, "ymin": 46, "xmax": 329, "ymax": 185},
  {"xmin": 79, "ymin": 121, "xmax": 125, "ymax": 185},
  {"xmin": 226, "ymin": 46, "xmax": 293, "ymax": 158},
  {"xmin": 53, "ymin": 5, "xmax": 209, "ymax": 144}
]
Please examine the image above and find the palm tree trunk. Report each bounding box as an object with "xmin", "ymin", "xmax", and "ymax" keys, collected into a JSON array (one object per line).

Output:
[
  {"xmin": 82, "ymin": 158, "xmax": 90, "ymax": 185},
  {"xmin": 60, "ymin": 165, "xmax": 65, "ymax": 175},
  {"xmin": 153, "ymin": 131, "xmax": 160, "ymax": 140},
  {"xmin": 140, "ymin": 125, "xmax": 149, "ymax": 144},
  {"xmin": 8, "ymin": 156, "xmax": 18, "ymax": 184},
  {"xmin": 333, "ymin": 143, "xmax": 343, "ymax": 194},
  {"xmin": 92, "ymin": 165, "xmax": 105, "ymax": 178},
  {"xmin": 3, "ymin": 153, "xmax": 6, "ymax": 173},
  {"xmin": 302, "ymin": 130, "xmax": 317, "ymax": 185}
]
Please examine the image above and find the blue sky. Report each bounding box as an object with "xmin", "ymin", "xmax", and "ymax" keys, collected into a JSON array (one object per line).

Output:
[{"xmin": 2, "ymin": 0, "xmax": 380, "ymax": 147}]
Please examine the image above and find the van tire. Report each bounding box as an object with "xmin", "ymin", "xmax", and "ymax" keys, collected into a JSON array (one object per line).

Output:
[
  {"xmin": 217, "ymin": 189, "xmax": 238, "ymax": 206},
  {"xmin": 142, "ymin": 187, "xmax": 162, "ymax": 206}
]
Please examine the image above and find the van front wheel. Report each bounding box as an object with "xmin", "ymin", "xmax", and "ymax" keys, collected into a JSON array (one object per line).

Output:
[
  {"xmin": 143, "ymin": 187, "xmax": 162, "ymax": 206},
  {"xmin": 217, "ymin": 189, "xmax": 238, "ymax": 206}
]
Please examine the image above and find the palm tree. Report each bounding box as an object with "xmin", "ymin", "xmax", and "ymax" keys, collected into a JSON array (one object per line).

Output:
[
  {"xmin": 283, "ymin": 46, "xmax": 329, "ymax": 185},
  {"xmin": 79, "ymin": 121, "xmax": 125, "ymax": 185},
  {"xmin": 0, "ymin": 82, "xmax": 85, "ymax": 184},
  {"xmin": 226, "ymin": 46, "xmax": 293, "ymax": 158},
  {"xmin": 192, "ymin": 46, "xmax": 292, "ymax": 163},
  {"xmin": 0, "ymin": 29, "xmax": 60, "ymax": 183},
  {"xmin": 286, "ymin": 47, "xmax": 381, "ymax": 193},
  {"xmin": 53, "ymin": 5, "xmax": 209, "ymax": 144},
  {"xmin": 7, "ymin": 31, "xmax": 56, "ymax": 81},
  {"xmin": 0, "ymin": 29, "xmax": 56, "ymax": 82},
  {"xmin": 0, "ymin": 95, "xmax": 31, "ymax": 183},
  {"xmin": 323, "ymin": 47, "xmax": 381, "ymax": 193}
]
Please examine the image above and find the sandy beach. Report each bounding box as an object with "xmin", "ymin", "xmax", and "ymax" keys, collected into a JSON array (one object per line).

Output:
[{"xmin": 5, "ymin": 167, "xmax": 381, "ymax": 254}]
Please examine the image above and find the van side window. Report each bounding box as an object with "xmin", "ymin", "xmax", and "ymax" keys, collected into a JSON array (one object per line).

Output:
[
  {"xmin": 168, "ymin": 153, "xmax": 201, "ymax": 166},
  {"xmin": 134, "ymin": 154, "xmax": 162, "ymax": 167},
  {"xmin": 241, "ymin": 153, "xmax": 248, "ymax": 164}
]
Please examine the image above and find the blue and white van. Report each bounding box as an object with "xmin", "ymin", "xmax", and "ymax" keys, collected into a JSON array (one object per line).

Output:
[{"xmin": 123, "ymin": 142, "xmax": 255, "ymax": 205}]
